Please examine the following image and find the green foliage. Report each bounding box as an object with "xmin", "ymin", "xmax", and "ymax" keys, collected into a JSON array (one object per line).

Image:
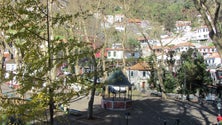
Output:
[
  {"xmin": 127, "ymin": 38, "xmax": 140, "ymax": 49},
  {"xmin": 208, "ymin": 42, "xmax": 215, "ymax": 47},
  {"xmin": 177, "ymin": 48, "xmax": 211, "ymax": 94},
  {"xmin": 128, "ymin": 0, "xmax": 198, "ymax": 31},
  {"xmin": 0, "ymin": 0, "xmax": 100, "ymax": 123},
  {"xmin": 163, "ymin": 71, "xmax": 178, "ymax": 93},
  {"xmin": 0, "ymin": 114, "xmax": 8, "ymax": 125},
  {"xmin": 146, "ymin": 54, "xmax": 158, "ymax": 89}
]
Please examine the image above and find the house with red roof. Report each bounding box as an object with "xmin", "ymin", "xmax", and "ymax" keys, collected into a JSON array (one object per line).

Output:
[
  {"xmin": 175, "ymin": 21, "xmax": 192, "ymax": 33},
  {"xmin": 191, "ymin": 25, "xmax": 209, "ymax": 41},
  {"xmin": 126, "ymin": 62, "xmax": 151, "ymax": 90}
]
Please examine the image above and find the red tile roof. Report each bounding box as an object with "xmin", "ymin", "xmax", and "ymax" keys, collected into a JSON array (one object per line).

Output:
[
  {"xmin": 175, "ymin": 42, "xmax": 195, "ymax": 47},
  {"xmin": 198, "ymin": 46, "xmax": 216, "ymax": 49},
  {"xmin": 4, "ymin": 52, "xmax": 10, "ymax": 58},
  {"xmin": 209, "ymin": 52, "xmax": 221, "ymax": 58},
  {"xmin": 175, "ymin": 21, "xmax": 191, "ymax": 27},
  {"xmin": 173, "ymin": 42, "xmax": 195, "ymax": 49},
  {"xmin": 129, "ymin": 62, "xmax": 150, "ymax": 71},
  {"xmin": 128, "ymin": 19, "xmax": 141, "ymax": 23}
]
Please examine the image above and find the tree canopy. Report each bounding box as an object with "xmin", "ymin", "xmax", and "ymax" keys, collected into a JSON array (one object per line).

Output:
[
  {"xmin": 177, "ymin": 48, "xmax": 211, "ymax": 99},
  {"xmin": 0, "ymin": 0, "xmax": 102, "ymax": 124}
]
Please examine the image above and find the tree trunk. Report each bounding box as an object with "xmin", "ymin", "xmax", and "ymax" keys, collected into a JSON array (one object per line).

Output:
[
  {"xmin": 102, "ymin": 14, "xmax": 108, "ymax": 80},
  {"xmin": 157, "ymin": 64, "xmax": 167, "ymax": 100},
  {"xmin": 88, "ymin": 55, "xmax": 97, "ymax": 119},
  {"xmin": 47, "ymin": 0, "xmax": 55, "ymax": 124},
  {"xmin": 193, "ymin": 0, "xmax": 222, "ymax": 57},
  {"xmin": 0, "ymin": 40, "xmax": 4, "ymax": 94},
  {"xmin": 81, "ymin": 16, "xmax": 98, "ymax": 119}
]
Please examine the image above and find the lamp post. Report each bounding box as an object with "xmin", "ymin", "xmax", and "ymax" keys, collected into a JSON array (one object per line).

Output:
[
  {"xmin": 128, "ymin": 67, "xmax": 131, "ymax": 83},
  {"xmin": 180, "ymin": 58, "xmax": 186, "ymax": 101},
  {"xmin": 218, "ymin": 99, "xmax": 221, "ymax": 115},
  {"xmin": 183, "ymin": 67, "xmax": 186, "ymax": 101},
  {"xmin": 125, "ymin": 112, "xmax": 130, "ymax": 125}
]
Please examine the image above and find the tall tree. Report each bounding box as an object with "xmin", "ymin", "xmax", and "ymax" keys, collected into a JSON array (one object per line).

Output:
[
  {"xmin": 177, "ymin": 48, "xmax": 211, "ymax": 100},
  {"xmin": 0, "ymin": 0, "xmax": 94, "ymax": 124}
]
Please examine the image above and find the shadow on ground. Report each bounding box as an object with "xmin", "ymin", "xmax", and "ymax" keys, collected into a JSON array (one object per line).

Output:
[{"xmin": 34, "ymin": 97, "xmax": 218, "ymax": 125}]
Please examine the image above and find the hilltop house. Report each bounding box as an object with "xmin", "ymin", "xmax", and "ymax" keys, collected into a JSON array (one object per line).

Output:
[
  {"xmin": 101, "ymin": 14, "xmax": 125, "ymax": 31},
  {"xmin": 191, "ymin": 25, "xmax": 209, "ymax": 41},
  {"xmin": 175, "ymin": 21, "xmax": 192, "ymax": 33}
]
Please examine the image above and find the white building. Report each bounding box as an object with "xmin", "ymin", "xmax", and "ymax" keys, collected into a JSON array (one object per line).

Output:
[
  {"xmin": 173, "ymin": 42, "xmax": 196, "ymax": 53},
  {"xmin": 101, "ymin": 14, "xmax": 125, "ymax": 31},
  {"xmin": 175, "ymin": 21, "xmax": 192, "ymax": 33},
  {"xmin": 106, "ymin": 48, "xmax": 140, "ymax": 60},
  {"xmin": 204, "ymin": 52, "xmax": 221, "ymax": 67},
  {"xmin": 106, "ymin": 43, "xmax": 141, "ymax": 60},
  {"xmin": 197, "ymin": 46, "xmax": 217, "ymax": 56},
  {"xmin": 191, "ymin": 26, "xmax": 209, "ymax": 41},
  {"xmin": 126, "ymin": 62, "xmax": 151, "ymax": 90}
]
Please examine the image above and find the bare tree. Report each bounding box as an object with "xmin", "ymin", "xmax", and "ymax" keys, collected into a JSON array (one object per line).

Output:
[{"xmin": 193, "ymin": 0, "xmax": 222, "ymax": 57}]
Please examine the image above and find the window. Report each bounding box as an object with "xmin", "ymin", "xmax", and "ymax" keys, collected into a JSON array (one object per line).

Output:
[
  {"xmin": 130, "ymin": 71, "xmax": 133, "ymax": 77},
  {"xmin": 217, "ymin": 71, "xmax": 222, "ymax": 79},
  {"xmin": 143, "ymin": 71, "xmax": 146, "ymax": 77},
  {"xmin": 108, "ymin": 52, "xmax": 111, "ymax": 57},
  {"xmin": 114, "ymin": 51, "xmax": 116, "ymax": 57}
]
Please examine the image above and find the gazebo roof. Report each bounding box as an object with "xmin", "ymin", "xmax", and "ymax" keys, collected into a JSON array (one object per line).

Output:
[{"xmin": 105, "ymin": 70, "xmax": 131, "ymax": 86}]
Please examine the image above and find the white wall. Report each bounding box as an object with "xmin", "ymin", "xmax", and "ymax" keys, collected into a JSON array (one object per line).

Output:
[
  {"xmin": 126, "ymin": 69, "xmax": 150, "ymax": 90},
  {"xmin": 107, "ymin": 50, "xmax": 141, "ymax": 59},
  {"xmin": 191, "ymin": 27, "xmax": 209, "ymax": 41},
  {"xmin": 205, "ymin": 57, "xmax": 221, "ymax": 66}
]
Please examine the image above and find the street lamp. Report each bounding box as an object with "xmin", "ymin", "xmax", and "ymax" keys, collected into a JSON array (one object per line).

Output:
[
  {"xmin": 180, "ymin": 58, "xmax": 186, "ymax": 101},
  {"xmin": 125, "ymin": 112, "xmax": 130, "ymax": 125},
  {"xmin": 218, "ymin": 99, "xmax": 221, "ymax": 115},
  {"xmin": 128, "ymin": 67, "xmax": 131, "ymax": 83}
]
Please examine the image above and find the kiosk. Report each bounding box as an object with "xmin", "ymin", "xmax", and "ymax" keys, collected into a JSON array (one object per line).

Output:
[{"xmin": 101, "ymin": 70, "xmax": 132, "ymax": 110}]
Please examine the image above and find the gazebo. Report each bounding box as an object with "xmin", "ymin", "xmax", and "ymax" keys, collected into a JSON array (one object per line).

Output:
[{"xmin": 101, "ymin": 69, "xmax": 133, "ymax": 110}]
